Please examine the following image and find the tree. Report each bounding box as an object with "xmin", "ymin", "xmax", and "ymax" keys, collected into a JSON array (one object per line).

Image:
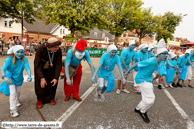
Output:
[
  {"xmin": 97, "ymin": 0, "xmax": 143, "ymax": 46},
  {"xmin": 155, "ymin": 12, "xmax": 182, "ymax": 43},
  {"xmin": 134, "ymin": 8, "xmax": 156, "ymax": 45},
  {"xmin": 37, "ymin": 0, "xmax": 103, "ymax": 36},
  {"xmin": 0, "ymin": 0, "xmax": 38, "ymax": 23}
]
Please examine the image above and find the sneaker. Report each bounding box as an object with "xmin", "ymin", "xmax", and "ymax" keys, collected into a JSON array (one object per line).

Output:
[
  {"xmin": 10, "ymin": 109, "xmax": 19, "ymax": 117},
  {"xmin": 176, "ymin": 83, "xmax": 182, "ymax": 88},
  {"xmin": 158, "ymin": 85, "xmax": 162, "ymax": 89},
  {"xmin": 16, "ymin": 100, "xmax": 21, "ymax": 107},
  {"xmin": 140, "ymin": 112, "xmax": 150, "ymax": 123},
  {"xmin": 181, "ymin": 84, "xmax": 186, "ymax": 87},
  {"xmin": 36, "ymin": 101, "xmax": 43, "ymax": 108},
  {"xmin": 169, "ymin": 83, "xmax": 173, "ymax": 88},
  {"xmin": 116, "ymin": 89, "xmax": 121, "ymax": 94},
  {"xmin": 101, "ymin": 94, "xmax": 106, "ymax": 101},
  {"xmin": 172, "ymin": 82, "xmax": 177, "ymax": 88},
  {"xmin": 188, "ymin": 84, "xmax": 194, "ymax": 88},
  {"xmin": 50, "ymin": 99, "xmax": 56, "ymax": 105},
  {"xmin": 121, "ymin": 88, "xmax": 130, "ymax": 94}
]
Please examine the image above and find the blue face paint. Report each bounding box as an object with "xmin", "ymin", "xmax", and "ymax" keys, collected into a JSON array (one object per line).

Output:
[
  {"xmin": 15, "ymin": 49, "xmax": 24, "ymax": 59},
  {"xmin": 149, "ymin": 48, "xmax": 154, "ymax": 52},
  {"xmin": 160, "ymin": 51, "xmax": 168, "ymax": 61},
  {"xmin": 171, "ymin": 57, "xmax": 176, "ymax": 60},
  {"xmin": 142, "ymin": 47, "xmax": 148, "ymax": 53},
  {"xmin": 129, "ymin": 44, "xmax": 135, "ymax": 51},
  {"xmin": 185, "ymin": 53, "xmax": 189, "ymax": 58},
  {"xmin": 109, "ymin": 50, "xmax": 117, "ymax": 57}
]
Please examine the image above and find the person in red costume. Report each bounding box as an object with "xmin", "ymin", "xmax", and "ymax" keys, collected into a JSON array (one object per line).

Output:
[{"xmin": 64, "ymin": 40, "xmax": 95, "ymax": 101}]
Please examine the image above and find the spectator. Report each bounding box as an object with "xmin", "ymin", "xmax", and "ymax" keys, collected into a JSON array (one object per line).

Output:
[
  {"xmin": 0, "ymin": 34, "xmax": 5, "ymax": 51},
  {"xmin": 101, "ymin": 43, "xmax": 107, "ymax": 49},
  {"xmin": 15, "ymin": 38, "xmax": 21, "ymax": 45},
  {"xmin": 93, "ymin": 42, "xmax": 98, "ymax": 48}
]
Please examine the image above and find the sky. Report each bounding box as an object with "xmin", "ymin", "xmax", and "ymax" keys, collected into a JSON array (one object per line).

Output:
[{"xmin": 142, "ymin": 0, "xmax": 194, "ymax": 42}]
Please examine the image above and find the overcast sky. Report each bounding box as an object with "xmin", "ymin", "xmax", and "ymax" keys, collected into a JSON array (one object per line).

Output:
[{"xmin": 142, "ymin": 0, "xmax": 194, "ymax": 42}]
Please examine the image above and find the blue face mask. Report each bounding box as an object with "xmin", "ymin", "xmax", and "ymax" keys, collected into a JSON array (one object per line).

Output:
[
  {"xmin": 109, "ymin": 50, "xmax": 117, "ymax": 57},
  {"xmin": 142, "ymin": 47, "xmax": 148, "ymax": 53},
  {"xmin": 15, "ymin": 49, "xmax": 24, "ymax": 59},
  {"xmin": 185, "ymin": 53, "xmax": 189, "ymax": 58},
  {"xmin": 129, "ymin": 44, "xmax": 135, "ymax": 51}
]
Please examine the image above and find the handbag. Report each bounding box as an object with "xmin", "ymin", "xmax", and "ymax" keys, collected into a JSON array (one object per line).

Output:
[{"xmin": 106, "ymin": 71, "xmax": 116, "ymax": 93}]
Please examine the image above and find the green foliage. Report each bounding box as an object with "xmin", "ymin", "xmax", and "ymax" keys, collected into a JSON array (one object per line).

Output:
[
  {"xmin": 155, "ymin": 12, "xmax": 182, "ymax": 43},
  {"xmin": 65, "ymin": 34, "xmax": 77, "ymax": 43},
  {"xmin": 0, "ymin": 0, "xmax": 38, "ymax": 23},
  {"xmin": 134, "ymin": 7, "xmax": 156, "ymax": 45},
  {"xmin": 96, "ymin": 0, "xmax": 143, "ymax": 45},
  {"xmin": 36, "ymin": 0, "xmax": 103, "ymax": 36}
]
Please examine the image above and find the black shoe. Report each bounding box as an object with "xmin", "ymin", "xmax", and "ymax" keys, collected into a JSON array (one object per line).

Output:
[
  {"xmin": 158, "ymin": 85, "xmax": 162, "ymax": 89},
  {"xmin": 176, "ymin": 83, "xmax": 182, "ymax": 88},
  {"xmin": 172, "ymin": 82, "xmax": 177, "ymax": 88},
  {"xmin": 188, "ymin": 84, "xmax": 194, "ymax": 88},
  {"xmin": 140, "ymin": 112, "xmax": 150, "ymax": 123},
  {"xmin": 134, "ymin": 108, "xmax": 140, "ymax": 114}
]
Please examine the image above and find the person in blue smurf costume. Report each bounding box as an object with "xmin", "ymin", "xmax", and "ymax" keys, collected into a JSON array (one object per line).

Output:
[
  {"xmin": 125, "ymin": 39, "xmax": 169, "ymax": 123},
  {"xmin": 115, "ymin": 40, "xmax": 136, "ymax": 95},
  {"xmin": 91, "ymin": 44, "xmax": 126, "ymax": 101},
  {"xmin": 133, "ymin": 43, "xmax": 148, "ymax": 93},
  {"xmin": 148, "ymin": 44, "xmax": 155, "ymax": 58},
  {"xmin": 0, "ymin": 45, "xmax": 32, "ymax": 117},
  {"xmin": 172, "ymin": 49, "xmax": 191, "ymax": 88}
]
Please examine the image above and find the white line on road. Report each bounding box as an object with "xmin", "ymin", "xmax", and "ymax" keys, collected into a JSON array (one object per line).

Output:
[
  {"xmin": 162, "ymin": 88, "xmax": 194, "ymax": 128},
  {"xmin": 55, "ymin": 83, "xmax": 97, "ymax": 125}
]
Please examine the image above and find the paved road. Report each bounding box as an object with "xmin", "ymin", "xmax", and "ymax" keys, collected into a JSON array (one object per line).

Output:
[{"xmin": 0, "ymin": 55, "xmax": 194, "ymax": 129}]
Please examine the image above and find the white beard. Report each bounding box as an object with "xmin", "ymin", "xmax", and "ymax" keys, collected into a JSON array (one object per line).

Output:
[{"xmin": 75, "ymin": 51, "xmax": 85, "ymax": 59}]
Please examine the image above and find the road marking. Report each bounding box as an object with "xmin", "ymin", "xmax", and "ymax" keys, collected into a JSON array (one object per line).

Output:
[
  {"xmin": 55, "ymin": 83, "xmax": 98, "ymax": 124},
  {"xmin": 162, "ymin": 87, "xmax": 194, "ymax": 128}
]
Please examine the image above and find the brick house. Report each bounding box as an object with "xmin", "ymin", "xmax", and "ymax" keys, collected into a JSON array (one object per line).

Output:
[
  {"xmin": 119, "ymin": 30, "xmax": 155, "ymax": 45},
  {"xmin": 0, "ymin": 17, "xmax": 70, "ymax": 43}
]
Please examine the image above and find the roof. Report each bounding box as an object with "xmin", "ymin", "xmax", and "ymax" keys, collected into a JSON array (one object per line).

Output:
[
  {"xmin": 85, "ymin": 28, "xmax": 115, "ymax": 41},
  {"xmin": 16, "ymin": 19, "xmax": 57, "ymax": 34}
]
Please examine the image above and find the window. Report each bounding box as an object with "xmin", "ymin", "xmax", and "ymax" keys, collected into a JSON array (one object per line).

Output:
[
  {"xmin": 105, "ymin": 37, "xmax": 109, "ymax": 42},
  {"xmin": 121, "ymin": 39, "xmax": 123, "ymax": 42},
  {"xmin": 94, "ymin": 32, "xmax": 97, "ymax": 37},
  {"xmin": 63, "ymin": 29, "xmax": 65, "ymax": 34},
  {"xmin": 126, "ymin": 39, "xmax": 127, "ymax": 42},
  {"xmin": 4, "ymin": 21, "xmax": 7, "ymax": 26},
  {"xmin": 29, "ymin": 37, "xmax": 34, "ymax": 40},
  {"xmin": 60, "ymin": 29, "xmax": 62, "ymax": 34},
  {"xmin": 112, "ymin": 35, "xmax": 115, "ymax": 39},
  {"xmin": 9, "ymin": 21, "xmax": 12, "ymax": 27},
  {"xmin": 42, "ymin": 38, "xmax": 47, "ymax": 42},
  {"xmin": 13, "ymin": 36, "xmax": 19, "ymax": 40}
]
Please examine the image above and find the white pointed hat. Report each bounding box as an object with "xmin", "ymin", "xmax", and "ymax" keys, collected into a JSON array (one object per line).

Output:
[
  {"xmin": 148, "ymin": 44, "xmax": 154, "ymax": 51},
  {"xmin": 129, "ymin": 40, "xmax": 136, "ymax": 46},
  {"xmin": 7, "ymin": 45, "xmax": 24, "ymax": 54},
  {"xmin": 156, "ymin": 39, "xmax": 168, "ymax": 55},
  {"xmin": 185, "ymin": 49, "xmax": 192, "ymax": 54},
  {"xmin": 107, "ymin": 44, "xmax": 117, "ymax": 52},
  {"xmin": 168, "ymin": 52, "xmax": 176, "ymax": 58},
  {"xmin": 139, "ymin": 44, "xmax": 148, "ymax": 49}
]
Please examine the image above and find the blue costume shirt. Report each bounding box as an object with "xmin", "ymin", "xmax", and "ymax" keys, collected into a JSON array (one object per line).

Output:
[
  {"xmin": 1, "ymin": 56, "xmax": 30, "ymax": 86},
  {"xmin": 98, "ymin": 53, "xmax": 121, "ymax": 80},
  {"xmin": 134, "ymin": 50, "xmax": 148, "ymax": 71},
  {"xmin": 120, "ymin": 48, "xmax": 135, "ymax": 69},
  {"xmin": 135, "ymin": 57, "xmax": 158, "ymax": 84},
  {"xmin": 186, "ymin": 53, "xmax": 194, "ymax": 66},
  {"xmin": 65, "ymin": 49, "xmax": 92, "ymax": 66},
  {"xmin": 177, "ymin": 55, "xmax": 188, "ymax": 69},
  {"xmin": 148, "ymin": 51, "xmax": 155, "ymax": 58}
]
